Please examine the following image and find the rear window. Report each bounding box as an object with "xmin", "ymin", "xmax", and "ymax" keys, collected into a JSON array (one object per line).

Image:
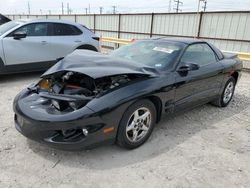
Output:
[{"xmin": 52, "ymin": 23, "xmax": 82, "ymax": 36}]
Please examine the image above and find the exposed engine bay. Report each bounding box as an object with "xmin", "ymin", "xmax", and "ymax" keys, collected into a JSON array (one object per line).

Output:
[{"xmin": 31, "ymin": 71, "xmax": 147, "ymax": 112}]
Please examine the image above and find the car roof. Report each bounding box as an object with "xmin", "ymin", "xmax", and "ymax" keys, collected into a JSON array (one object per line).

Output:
[
  {"xmin": 151, "ymin": 37, "xmax": 206, "ymax": 45},
  {"xmin": 16, "ymin": 19, "xmax": 80, "ymax": 26}
]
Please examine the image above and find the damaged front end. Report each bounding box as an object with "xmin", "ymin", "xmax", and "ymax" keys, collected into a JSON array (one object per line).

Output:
[
  {"xmin": 13, "ymin": 50, "xmax": 158, "ymax": 149},
  {"xmin": 28, "ymin": 71, "xmax": 148, "ymax": 113},
  {"xmin": 13, "ymin": 71, "xmax": 150, "ymax": 149}
]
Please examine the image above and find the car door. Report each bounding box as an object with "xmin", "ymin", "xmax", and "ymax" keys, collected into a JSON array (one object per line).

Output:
[
  {"xmin": 2, "ymin": 23, "xmax": 53, "ymax": 65},
  {"xmin": 44, "ymin": 23, "xmax": 83, "ymax": 60},
  {"xmin": 174, "ymin": 43, "xmax": 224, "ymax": 112}
]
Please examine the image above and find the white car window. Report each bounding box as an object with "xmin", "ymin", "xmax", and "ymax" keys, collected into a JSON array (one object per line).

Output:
[
  {"xmin": 52, "ymin": 23, "xmax": 82, "ymax": 36},
  {"xmin": 14, "ymin": 23, "xmax": 48, "ymax": 36}
]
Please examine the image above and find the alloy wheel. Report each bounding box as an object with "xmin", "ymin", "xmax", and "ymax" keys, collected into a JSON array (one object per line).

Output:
[
  {"xmin": 223, "ymin": 81, "xmax": 234, "ymax": 104},
  {"xmin": 126, "ymin": 107, "xmax": 152, "ymax": 143}
]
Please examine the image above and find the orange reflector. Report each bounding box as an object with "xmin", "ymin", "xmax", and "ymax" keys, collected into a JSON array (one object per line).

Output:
[
  {"xmin": 103, "ymin": 127, "xmax": 115, "ymax": 134},
  {"xmin": 39, "ymin": 79, "xmax": 50, "ymax": 90}
]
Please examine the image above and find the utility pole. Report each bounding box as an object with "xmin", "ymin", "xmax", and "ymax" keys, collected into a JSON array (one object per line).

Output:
[
  {"xmin": 85, "ymin": 8, "xmax": 88, "ymax": 15},
  {"xmin": 27, "ymin": 1, "xmax": 31, "ymax": 14},
  {"xmin": 67, "ymin": 3, "xmax": 69, "ymax": 14},
  {"xmin": 61, "ymin": 2, "xmax": 64, "ymax": 14},
  {"xmin": 174, "ymin": 0, "xmax": 183, "ymax": 13},
  {"xmin": 112, "ymin": 6, "xmax": 116, "ymax": 14},
  {"xmin": 48, "ymin": 10, "xmax": 51, "ymax": 15},
  {"xmin": 168, "ymin": 0, "xmax": 172, "ymax": 12},
  {"xmin": 99, "ymin": 7, "xmax": 103, "ymax": 14},
  {"xmin": 40, "ymin": 9, "xmax": 43, "ymax": 15},
  {"xmin": 88, "ymin": 4, "xmax": 90, "ymax": 14},
  {"xmin": 202, "ymin": 0, "xmax": 207, "ymax": 12}
]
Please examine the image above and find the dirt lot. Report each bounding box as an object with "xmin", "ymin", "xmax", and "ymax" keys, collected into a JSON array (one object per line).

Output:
[{"xmin": 0, "ymin": 72, "xmax": 250, "ymax": 188}]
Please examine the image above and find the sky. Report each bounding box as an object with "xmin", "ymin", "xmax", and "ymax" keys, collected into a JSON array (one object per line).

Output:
[{"xmin": 0, "ymin": 0, "xmax": 250, "ymax": 15}]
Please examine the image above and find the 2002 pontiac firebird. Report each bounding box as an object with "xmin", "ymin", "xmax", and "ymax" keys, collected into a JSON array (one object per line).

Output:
[{"xmin": 13, "ymin": 38, "xmax": 243, "ymax": 150}]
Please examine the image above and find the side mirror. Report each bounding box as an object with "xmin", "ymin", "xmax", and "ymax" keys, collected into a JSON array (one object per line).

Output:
[
  {"xmin": 189, "ymin": 63, "xmax": 200, "ymax": 71},
  {"xmin": 177, "ymin": 63, "xmax": 199, "ymax": 76},
  {"xmin": 177, "ymin": 63, "xmax": 199, "ymax": 73},
  {"xmin": 13, "ymin": 32, "xmax": 27, "ymax": 40}
]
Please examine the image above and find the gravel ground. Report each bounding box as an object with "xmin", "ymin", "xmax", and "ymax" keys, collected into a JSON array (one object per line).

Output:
[{"xmin": 0, "ymin": 72, "xmax": 250, "ymax": 188}]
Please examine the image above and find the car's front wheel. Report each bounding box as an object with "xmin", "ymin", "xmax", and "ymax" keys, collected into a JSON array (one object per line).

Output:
[
  {"xmin": 117, "ymin": 99, "xmax": 156, "ymax": 149},
  {"xmin": 212, "ymin": 77, "xmax": 236, "ymax": 107}
]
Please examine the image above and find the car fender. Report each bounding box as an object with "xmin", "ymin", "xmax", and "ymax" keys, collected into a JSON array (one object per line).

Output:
[{"xmin": 86, "ymin": 75, "xmax": 175, "ymax": 119}]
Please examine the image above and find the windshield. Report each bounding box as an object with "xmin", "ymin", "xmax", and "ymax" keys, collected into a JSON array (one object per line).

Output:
[
  {"xmin": 110, "ymin": 40, "xmax": 184, "ymax": 69},
  {"xmin": 0, "ymin": 21, "xmax": 20, "ymax": 36}
]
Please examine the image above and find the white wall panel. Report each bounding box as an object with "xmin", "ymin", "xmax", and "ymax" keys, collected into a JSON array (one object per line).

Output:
[
  {"xmin": 47, "ymin": 15, "xmax": 60, "ymax": 19},
  {"xmin": 60, "ymin": 15, "xmax": 75, "ymax": 22},
  {"xmin": 76, "ymin": 15, "xmax": 94, "ymax": 29},
  {"xmin": 120, "ymin": 33, "xmax": 150, "ymax": 40},
  {"xmin": 120, "ymin": 15, "xmax": 151, "ymax": 33},
  {"xmin": 153, "ymin": 13, "xmax": 198, "ymax": 37},
  {"xmin": 200, "ymin": 12, "xmax": 250, "ymax": 41},
  {"xmin": 27, "ymin": 15, "xmax": 38, "ymax": 20},
  {"xmin": 34, "ymin": 15, "xmax": 47, "ymax": 19},
  {"xmin": 95, "ymin": 15, "xmax": 119, "ymax": 31}
]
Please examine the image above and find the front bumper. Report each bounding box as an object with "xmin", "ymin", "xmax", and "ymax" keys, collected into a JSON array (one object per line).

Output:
[
  {"xmin": 14, "ymin": 114, "xmax": 115, "ymax": 150},
  {"xmin": 13, "ymin": 90, "xmax": 117, "ymax": 150}
]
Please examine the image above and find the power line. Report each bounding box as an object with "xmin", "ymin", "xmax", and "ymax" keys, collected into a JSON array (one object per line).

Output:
[
  {"xmin": 173, "ymin": 0, "xmax": 183, "ymax": 13},
  {"xmin": 99, "ymin": 7, "xmax": 103, "ymax": 14},
  {"xmin": 112, "ymin": 6, "xmax": 117, "ymax": 14},
  {"xmin": 61, "ymin": 2, "xmax": 64, "ymax": 14},
  {"xmin": 202, "ymin": 0, "xmax": 208, "ymax": 12},
  {"xmin": 27, "ymin": 1, "xmax": 31, "ymax": 15},
  {"xmin": 67, "ymin": 3, "xmax": 69, "ymax": 14},
  {"xmin": 168, "ymin": 0, "xmax": 172, "ymax": 12}
]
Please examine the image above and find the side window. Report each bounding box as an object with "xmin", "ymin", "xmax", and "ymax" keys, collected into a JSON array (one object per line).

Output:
[
  {"xmin": 14, "ymin": 23, "xmax": 48, "ymax": 36},
  {"xmin": 52, "ymin": 23, "xmax": 82, "ymax": 36},
  {"xmin": 181, "ymin": 43, "xmax": 217, "ymax": 66}
]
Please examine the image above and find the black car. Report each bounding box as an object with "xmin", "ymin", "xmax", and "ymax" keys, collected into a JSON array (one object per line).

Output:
[{"xmin": 13, "ymin": 38, "xmax": 243, "ymax": 150}]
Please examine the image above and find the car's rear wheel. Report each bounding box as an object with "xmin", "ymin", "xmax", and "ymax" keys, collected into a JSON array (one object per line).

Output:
[
  {"xmin": 117, "ymin": 99, "xmax": 156, "ymax": 149},
  {"xmin": 211, "ymin": 77, "xmax": 236, "ymax": 107},
  {"xmin": 76, "ymin": 45, "xmax": 98, "ymax": 52}
]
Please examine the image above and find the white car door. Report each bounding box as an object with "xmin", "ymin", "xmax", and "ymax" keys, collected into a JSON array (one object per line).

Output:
[{"xmin": 2, "ymin": 23, "xmax": 53, "ymax": 65}]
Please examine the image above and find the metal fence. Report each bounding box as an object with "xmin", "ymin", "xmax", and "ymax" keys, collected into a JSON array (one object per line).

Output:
[{"xmin": 5, "ymin": 11, "xmax": 250, "ymax": 53}]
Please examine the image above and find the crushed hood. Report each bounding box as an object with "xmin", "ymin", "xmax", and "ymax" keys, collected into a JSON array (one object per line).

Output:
[{"xmin": 42, "ymin": 50, "xmax": 159, "ymax": 79}]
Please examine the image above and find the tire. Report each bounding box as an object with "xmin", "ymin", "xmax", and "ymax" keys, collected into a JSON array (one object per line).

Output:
[
  {"xmin": 117, "ymin": 99, "xmax": 156, "ymax": 149},
  {"xmin": 211, "ymin": 77, "xmax": 236, "ymax": 107},
  {"xmin": 76, "ymin": 45, "xmax": 98, "ymax": 52}
]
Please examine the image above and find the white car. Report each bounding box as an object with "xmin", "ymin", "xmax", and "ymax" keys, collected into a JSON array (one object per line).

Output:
[{"xmin": 0, "ymin": 19, "xmax": 101, "ymax": 74}]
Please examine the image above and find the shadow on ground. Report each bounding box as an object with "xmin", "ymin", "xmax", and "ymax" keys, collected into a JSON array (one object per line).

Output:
[{"xmin": 27, "ymin": 92, "xmax": 250, "ymax": 170}]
